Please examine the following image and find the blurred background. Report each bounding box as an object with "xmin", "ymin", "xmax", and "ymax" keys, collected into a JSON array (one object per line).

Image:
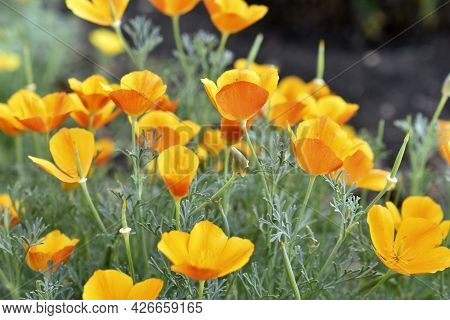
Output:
[{"xmin": 0, "ymin": 0, "xmax": 449, "ymax": 150}]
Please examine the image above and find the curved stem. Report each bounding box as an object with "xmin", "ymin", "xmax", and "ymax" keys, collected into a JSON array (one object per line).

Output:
[
  {"xmin": 223, "ymin": 146, "xmax": 230, "ymax": 179},
  {"xmin": 281, "ymin": 241, "xmax": 301, "ymax": 300},
  {"xmin": 171, "ymin": 15, "xmax": 189, "ymax": 76},
  {"xmin": 317, "ymin": 222, "xmax": 345, "ymax": 280},
  {"xmin": 212, "ymin": 32, "xmax": 229, "ymax": 76},
  {"xmin": 198, "ymin": 280, "xmax": 205, "ymax": 300},
  {"xmin": 80, "ymin": 181, "xmax": 107, "ymax": 233},
  {"xmin": 112, "ymin": 23, "xmax": 141, "ymax": 69},
  {"xmin": 174, "ymin": 198, "xmax": 181, "ymax": 230},
  {"xmin": 121, "ymin": 198, "xmax": 135, "ymax": 282},
  {"xmin": 363, "ymin": 270, "xmax": 393, "ymax": 299},
  {"xmin": 293, "ymin": 175, "xmax": 317, "ymax": 235},
  {"xmin": 218, "ymin": 203, "xmax": 230, "ymax": 236}
]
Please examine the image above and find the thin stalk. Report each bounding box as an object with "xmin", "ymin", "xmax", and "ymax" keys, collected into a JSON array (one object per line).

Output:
[
  {"xmin": 32, "ymin": 132, "xmax": 42, "ymax": 157},
  {"xmin": 191, "ymin": 173, "xmax": 238, "ymax": 215},
  {"xmin": 316, "ymin": 40, "xmax": 325, "ymax": 80},
  {"xmin": 223, "ymin": 146, "xmax": 230, "ymax": 179},
  {"xmin": 317, "ymin": 222, "xmax": 345, "ymax": 280},
  {"xmin": 120, "ymin": 197, "xmax": 136, "ymax": 282},
  {"xmin": 23, "ymin": 44, "xmax": 34, "ymax": 87},
  {"xmin": 292, "ymin": 175, "xmax": 317, "ymax": 235},
  {"xmin": 280, "ymin": 241, "xmax": 301, "ymax": 300},
  {"xmin": 112, "ymin": 23, "xmax": 140, "ymax": 69},
  {"xmin": 80, "ymin": 182, "xmax": 107, "ymax": 233},
  {"xmin": 212, "ymin": 32, "xmax": 229, "ymax": 76},
  {"xmin": 363, "ymin": 270, "xmax": 393, "ymax": 299},
  {"xmin": 174, "ymin": 198, "xmax": 181, "ymax": 230},
  {"xmin": 198, "ymin": 280, "xmax": 205, "ymax": 300},
  {"xmin": 218, "ymin": 203, "xmax": 230, "ymax": 236},
  {"xmin": 88, "ymin": 114, "xmax": 95, "ymax": 132},
  {"xmin": 14, "ymin": 135, "xmax": 24, "ymax": 170},
  {"xmin": 130, "ymin": 117, "xmax": 149, "ymax": 273},
  {"xmin": 246, "ymin": 33, "xmax": 264, "ymax": 67},
  {"xmin": 171, "ymin": 15, "xmax": 190, "ymax": 76}
]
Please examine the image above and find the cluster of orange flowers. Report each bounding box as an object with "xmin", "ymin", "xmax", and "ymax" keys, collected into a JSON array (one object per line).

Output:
[{"xmin": 0, "ymin": 0, "xmax": 449, "ymax": 300}]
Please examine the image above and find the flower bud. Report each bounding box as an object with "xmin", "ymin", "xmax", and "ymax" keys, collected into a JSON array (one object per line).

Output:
[
  {"xmin": 231, "ymin": 147, "xmax": 249, "ymax": 177},
  {"xmin": 442, "ymin": 73, "xmax": 450, "ymax": 97}
]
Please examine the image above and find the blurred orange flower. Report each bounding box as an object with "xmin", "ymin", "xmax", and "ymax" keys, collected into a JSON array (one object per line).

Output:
[
  {"xmin": 70, "ymin": 94, "xmax": 121, "ymax": 130},
  {"xmin": 10, "ymin": 90, "xmax": 77, "ymax": 133},
  {"xmin": 68, "ymin": 75, "xmax": 114, "ymax": 113},
  {"xmin": 202, "ymin": 128, "xmax": 226, "ymax": 156},
  {"xmin": 158, "ymin": 220, "xmax": 254, "ymax": 280},
  {"xmin": 149, "ymin": 0, "xmax": 200, "ymax": 16},
  {"xmin": 155, "ymin": 94, "xmax": 179, "ymax": 112},
  {"xmin": 289, "ymin": 117, "xmax": 361, "ymax": 175},
  {"xmin": 94, "ymin": 138, "xmax": 115, "ymax": 166},
  {"xmin": 304, "ymin": 96, "xmax": 359, "ymax": 125},
  {"xmin": 367, "ymin": 203, "xmax": 450, "ymax": 275},
  {"xmin": 438, "ymin": 120, "xmax": 450, "ymax": 164},
  {"xmin": 66, "ymin": 0, "xmax": 129, "ymax": 26},
  {"xmin": 137, "ymin": 111, "xmax": 200, "ymax": 153},
  {"xmin": 106, "ymin": 71, "xmax": 167, "ymax": 117},
  {"xmin": 203, "ymin": 0, "xmax": 268, "ymax": 34},
  {"xmin": 83, "ymin": 270, "xmax": 163, "ymax": 300},
  {"xmin": 157, "ymin": 145, "xmax": 199, "ymax": 200},
  {"xmin": 0, "ymin": 194, "xmax": 20, "ymax": 228},
  {"xmin": 0, "ymin": 103, "xmax": 26, "ymax": 136},
  {"xmin": 202, "ymin": 68, "xmax": 279, "ymax": 122},
  {"xmin": 29, "ymin": 128, "xmax": 95, "ymax": 183},
  {"xmin": 26, "ymin": 230, "xmax": 79, "ymax": 272}
]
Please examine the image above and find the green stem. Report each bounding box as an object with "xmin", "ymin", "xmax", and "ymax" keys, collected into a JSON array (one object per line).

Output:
[
  {"xmin": 317, "ymin": 222, "xmax": 346, "ymax": 280},
  {"xmin": 113, "ymin": 23, "xmax": 141, "ymax": 69},
  {"xmin": 316, "ymin": 40, "xmax": 325, "ymax": 80},
  {"xmin": 171, "ymin": 15, "xmax": 190, "ymax": 76},
  {"xmin": 22, "ymin": 44, "xmax": 34, "ymax": 87},
  {"xmin": 218, "ymin": 203, "xmax": 230, "ymax": 236},
  {"xmin": 223, "ymin": 146, "xmax": 230, "ymax": 179},
  {"xmin": 0, "ymin": 265, "xmax": 19, "ymax": 299},
  {"xmin": 32, "ymin": 132, "xmax": 42, "ymax": 157},
  {"xmin": 80, "ymin": 181, "xmax": 107, "ymax": 233},
  {"xmin": 174, "ymin": 198, "xmax": 181, "ymax": 230},
  {"xmin": 293, "ymin": 175, "xmax": 317, "ymax": 235},
  {"xmin": 281, "ymin": 241, "xmax": 301, "ymax": 300},
  {"xmin": 363, "ymin": 270, "xmax": 393, "ymax": 299},
  {"xmin": 213, "ymin": 32, "xmax": 229, "ymax": 76},
  {"xmin": 15, "ymin": 135, "xmax": 24, "ymax": 170},
  {"xmin": 191, "ymin": 173, "xmax": 238, "ymax": 215},
  {"xmin": 246, "ymin": 33, "xmax": 264, "ymax": 67},
  {"xmin": 121, "ymin": 197, "xmax": 136, "ymax": 282},
  {"xmin": 198, "ymin": 280, "xmax": 205, "ymax": 300}
]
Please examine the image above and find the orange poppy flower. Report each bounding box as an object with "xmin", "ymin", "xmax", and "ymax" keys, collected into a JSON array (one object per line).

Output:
[
  {"xmin": 155, "ymin": 94, "xmax": 179, "ymax": 112},
  {"xmin": 202, "ymin": 68, "xmax": 279, "ymax": 122},
  {"xmin": 234, "ymin": 58, "xmax": 278, "ymax": 76},
  {"xmin": 10, "ymin": 90, "xmax": 77, "ymax": 133},
  {"xmin": 367, "ymin": 204, "xmax": 450, "ymax": 275},
  {"xmin": 106, "ymin": 71, "xmax": 167, "ymax": 117},
  {"xmin": 305, "ymin": 79, "xmax": 332, "ymax": 99},
  {"xmin": 289, "ymin": 117, "xmax": 361, "ymax": 175},
  {"xmin": 438, "ymin": 120, "xmax": 450, "ymax": 164},
  {"xmin": 137, "ymin": 111, "xmax": 200, "ymax": 153},
  {"xmin": 25, "ymin": 230, "xmax": 79, "ymax": 272},
  {"xmin": 0, "ymin": 103, "xmax": 26, "ymax": 136},
  {"xmin": 158, "ymin": 220, "xmax": 254, "ymax": 280},
  {"xmin": 220, "ymin": 118, "xmax": 247, "ymax": 145},
  {"xmin": 148, "ymin": 0, "xmax": 200, "ymax": 16},
  {"xmin": 29, "ymin": 128, "xmax": 95, "ymax": 183},
  {"xmin": 268, "ymin": 76, "xmax": 315, "ymax": 129},
  {"xmin": 0, "ymin": 194, "xmax": 20, "ymax": 228},
  {"xmin": 83, "ymin": 270, "xmax": 163, "ymax": 300},
  {"xmin": 203, "ymin": 0, "xmax": 268, "ymax": 34},
  {"xmin": 69, "ymin": 94, "xmax": 121, "ymax": 130},
  {"xmin": 304, "ymin": 95, "xmax": 359, "ymax": 125},
  {"xmin": 157, "ymin": 145, "xmax": 199, "ymax": 200},
  {"xmin": 94, "ymin": 138, "xmax": 115, "ymax": 166},
  {"xmin": 385, "ymin": 196, "xmax": 449, "ymax": 239},
  {"xmin": 202, "ymin": 128, "xmax": 226, "ymax": 156},
  {"xmin": 66, "ymin": 0, "xmax": 129, "ymax": 26},
  {"xmin": 68, "ymin": 75, "xmax": 114, "ymax": 113}
]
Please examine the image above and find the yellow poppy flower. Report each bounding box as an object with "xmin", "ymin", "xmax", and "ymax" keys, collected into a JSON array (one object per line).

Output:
[
  {"xmin": 10, "ymin": 90, "xmax": 77, "ymax": 133},
  {"xmin": 304, "ymin": 95, "xmax": 359, "ymax": 125},
  {"xmin": 367, "ymin": 204, "xmax": 450, "ymax": 275},
  {"xmin": 148, "ymin": 0, "xmax": 200, "ymax": 16},
  {"xmin": 66, "ymin": 0, "xmax": 129, "ymax": 26},
  {"xmin": 340, "ymin": 138, "xmax": 391, "ymax": 191},
  {"xmin": 269, "ymin": 76, "xmax": 316, "ymax": 129},
  {"xmin": 0, "ymin": 194, "xmax": 20, "ymax": 228},
  {"xmin": 83, "ymin": 269, "xmax": 163, "ymax": 300},
  {"xmin": 289, "ymin": 117, "xmax": 361, "ymax": 175},
  {"xmin": 68, "ymin": 75, "xmax": 114, "ymax": 113},
  {"xmin": 385, "ymin": 196, "xmax": 449, "ymax": 239},
  {"xmin": 305, "ymin": 79, "xmax": 332, "ymax": 99},
  {"xmin": 202, "ymin": 128, "xmax": 226, "ymax": 156},
  {"xmin": 89, "ymin": 28, "xmax": 124, "ymax": 56},
  {"xmin": 69, "ymin": 94, "xmax": 121, "ymax": 130},
  {"xmin": 203, "ymin": 0, "xmax": 268, "ymax": 34},
  {"xmin": 0, "ymin": 103, "xmax": 26, "ymax": 136},
  {"xmin": 94, "ymin": 138, "xmax": 115, "ymax": 166},
  {"xmin": 157, "ymin": 145, "xmax": 199, "ymax": 200},
  {"xmin": 25, "ymin": 230, "xmax": 79, "ymax": 272},
  {"xmin": 196, "ymin": 145, "xmax": 209, "ymax": 162},
  {"xmin": 438, "ymin": 120, "xmax": 450, "ymax": 164},
  {"xmin": 234, "ymin": 58, "xmax": 278, "ymax": 76},
  {"xmin": 29, "ymin": 128, "xmax": 95, "ymax": 183},
  {"xmin": 158, "ymin": 220, "xmax": 254, "ymax": 280},
  {"xmin": 137, "ymin": 111, "xmax": 200, "ymax": 153},
  {"xmin": 105, "ymin": 70, "xmax": 167, "ymax": 117},
  {"xmin": 202, "ymin": 68, "xmax": 279, "ymax": 122},
  {"xmin": 0, "ymin": 51, "xmax": 21, "ymax": 72}
]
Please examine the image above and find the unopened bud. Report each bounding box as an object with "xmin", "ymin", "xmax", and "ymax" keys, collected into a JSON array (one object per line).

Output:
[
  {"xmin": 231, "ymin": 147, "xmax": 249, "ymax": 177},
  {"xmin": 442, "ymin": 74, "xmax": 450, "ymax": 97}
]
